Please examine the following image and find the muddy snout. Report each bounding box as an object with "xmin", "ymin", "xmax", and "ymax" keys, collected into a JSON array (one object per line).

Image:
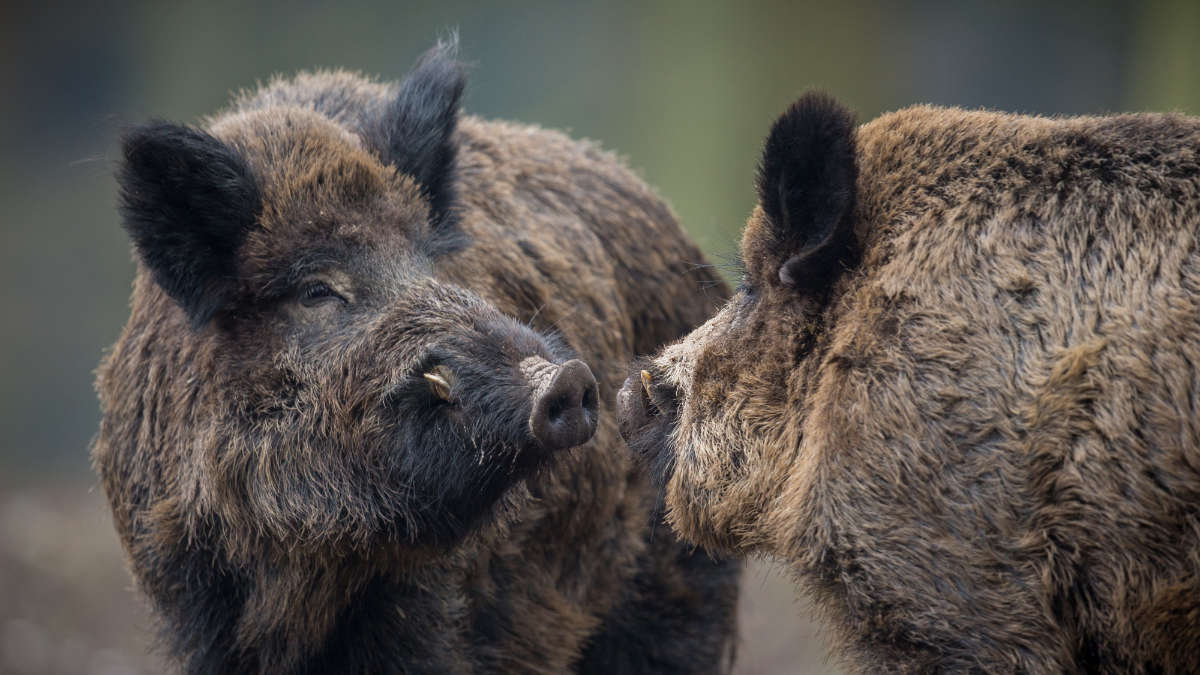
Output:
[{"xmin": 522, "ymin": 357, "xmax": 599, "ymax": 451}]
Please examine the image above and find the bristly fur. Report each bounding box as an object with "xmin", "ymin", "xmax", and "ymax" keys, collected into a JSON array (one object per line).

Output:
[
  {"xmin": 624, "ymin": 95, "xmax": 1200, "ymax": 673},
  {"xmin": 118, "ymin": 122, "xmax": 261, "ymax": 326},
  {"xmin": 367, "ymin": 38, "xmax": 466, "ymax": 229},
  {"xmin": 755, "ymin": 92, "xmax": 858, "ymax": 290},
  {"xmin": 95, "ymin": 42, "xmax": 739, "ymax": 674}
]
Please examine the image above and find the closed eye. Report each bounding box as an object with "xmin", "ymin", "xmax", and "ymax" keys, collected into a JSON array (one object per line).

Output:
[{"xmin": 298, "ymin": 280, "xmax": 348, "ymax": 307}]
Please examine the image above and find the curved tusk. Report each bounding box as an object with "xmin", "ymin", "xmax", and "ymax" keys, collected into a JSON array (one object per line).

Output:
[
  {"xmin": 640, "ymin": 370, "xmax": 654, "ymax": 398},
  {"xmin": 424, "ymin": 365, "xmax": 456, "ymax": 401}
]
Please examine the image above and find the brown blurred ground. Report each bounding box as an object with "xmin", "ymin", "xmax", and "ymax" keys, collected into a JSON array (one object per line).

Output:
[
  {"xmin": 734, "ymin": 563, "xmax": 840, "ymax": 674},
  {"xmin": 0, "ymin": 479, "xmax": 838, "ymax": 674},
  {"xmin": 0, "ymin": 482, "xmax": 158, "ymax": 675}
]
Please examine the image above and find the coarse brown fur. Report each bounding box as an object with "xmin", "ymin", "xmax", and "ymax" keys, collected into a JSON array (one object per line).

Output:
[
  {"xmin": 94, "ymin": 42, "xmax": 737, "ymax": 674},
  {"xmin": 620, "ymin": 94, "xmax": 1200, "ymax": 673}
]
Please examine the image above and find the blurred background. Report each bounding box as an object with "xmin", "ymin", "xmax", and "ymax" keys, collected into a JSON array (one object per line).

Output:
[{"xmin": 2, "ymin": 0, "xmax": 1198, "ymax": 672}]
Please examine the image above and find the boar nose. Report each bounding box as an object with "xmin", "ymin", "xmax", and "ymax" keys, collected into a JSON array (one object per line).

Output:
[{"xmin": 529, "ymin": 359, "xmax": 599, "ymax": 451}]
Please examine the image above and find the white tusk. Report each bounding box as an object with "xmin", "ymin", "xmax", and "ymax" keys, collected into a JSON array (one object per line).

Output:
[
  {"xmin": 424, "ymin": 366, "xmax": 456, "ymax": 401},
  {"xmin": 640, "ymin": 370, "xmax": 654, "ymax": 398}
]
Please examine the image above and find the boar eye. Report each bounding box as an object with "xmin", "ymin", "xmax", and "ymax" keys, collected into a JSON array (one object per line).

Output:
[{"xmin": 297, "ymin": 281, "xmax": 347, "ymax": 308}]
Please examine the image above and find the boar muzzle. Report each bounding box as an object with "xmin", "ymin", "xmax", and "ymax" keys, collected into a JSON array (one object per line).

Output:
[
  {"xmin": 522, "ymin": 357, "xmax": 599, "ymax": 451},
  {"xmin": 616, "ymin": 368, "xmax": 681, "ymax": 445}
]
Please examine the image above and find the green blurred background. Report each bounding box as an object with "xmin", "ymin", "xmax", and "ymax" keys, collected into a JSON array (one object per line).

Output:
[{"xmin": 1, "ymin": 1, "xmax": 1198, "ymax": 673}]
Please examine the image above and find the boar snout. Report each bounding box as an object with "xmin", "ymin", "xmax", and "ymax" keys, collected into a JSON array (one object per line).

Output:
[{"xmin": 522, "ymin": 357, "xmax": 598, "ymax": 451}]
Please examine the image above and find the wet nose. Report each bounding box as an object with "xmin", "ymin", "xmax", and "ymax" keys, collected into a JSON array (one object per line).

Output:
[{"xmin": 529, "ymin": 359, "xmax": 599, "ymax": 451}]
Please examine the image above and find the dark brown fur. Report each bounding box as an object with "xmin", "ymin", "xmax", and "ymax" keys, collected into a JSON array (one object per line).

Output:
[
  {"xmin": 622, "ymin": 97, "xmax": 1200, "ymax": 673},
  {"xmin": 94, "ymin": 45, "xmax": 737, "ymax": 674}
]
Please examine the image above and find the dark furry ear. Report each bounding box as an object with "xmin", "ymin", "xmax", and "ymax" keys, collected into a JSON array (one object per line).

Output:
[
  {"xmin": 757, "ymin": 92, "xmax": 858, "ymax": 290},
  {"xmin": 118, "ymin": 122, "xmax": 261, "ymax": 327},
  {"xmin": 374, "ymin": 38, "xmax": 466, "ymax": 228}
]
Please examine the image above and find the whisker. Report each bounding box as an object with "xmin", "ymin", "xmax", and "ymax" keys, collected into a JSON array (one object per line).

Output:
[{"xmin": 526, "ymin": 301, "xmax": 547, "ymax": 327}]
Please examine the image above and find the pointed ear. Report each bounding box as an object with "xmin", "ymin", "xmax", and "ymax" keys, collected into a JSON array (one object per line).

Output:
[
  {"xmin": 373, "ymin": 38, "xmax": 467, "ymax": 227},
  {"xmin": 757, "ymin": 92, "xmax": 858, "ymax": 290},
  {"xmin": 118, "ymin": 122, "xmax": 261, "ymax": 326}
]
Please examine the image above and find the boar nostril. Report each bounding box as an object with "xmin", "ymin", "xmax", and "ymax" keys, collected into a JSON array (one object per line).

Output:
[
  {"xmin": 547, "ymin": 395, "xmax": 568, "ymax": 422},
  {"xmin": 530, "ymin": 359, "xmax": 599, "ymax": 451}
]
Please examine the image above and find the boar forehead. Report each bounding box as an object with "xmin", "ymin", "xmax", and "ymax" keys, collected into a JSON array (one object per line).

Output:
[{"xmin": 210, "ymin": 107, "xmax": 430, "ymax": 273}]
